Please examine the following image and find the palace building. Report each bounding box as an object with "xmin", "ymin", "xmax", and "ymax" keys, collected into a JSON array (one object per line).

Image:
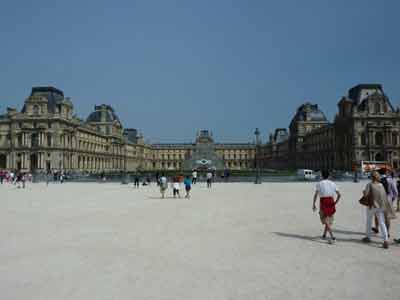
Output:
[
  {"xmin": 262, "ymin": 84, "xmax": 400, "ymax": 171},
  {"xmin": 0, "ymin": 86, "xmax": 255, "ymax": 173},
  {"xmin": 2, "ymin": 84, "xmax": 399, "ymax": 174}
]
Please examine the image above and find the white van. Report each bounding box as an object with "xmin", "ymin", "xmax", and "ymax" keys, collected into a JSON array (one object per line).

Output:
[{"xmin": 297, "ymin": 169, "xmax": 316, "ymax": 180}]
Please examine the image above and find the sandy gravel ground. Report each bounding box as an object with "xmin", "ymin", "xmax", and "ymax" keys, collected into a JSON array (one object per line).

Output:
[{"xmin": 1, "ymin": 181, "xmax": 400, "ymax": 300}]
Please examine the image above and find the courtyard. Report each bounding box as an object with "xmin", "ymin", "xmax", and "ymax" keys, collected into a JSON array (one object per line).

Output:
[{"xmin": 1, "ymin": 181, "xmax": 400, "ymax": 300}]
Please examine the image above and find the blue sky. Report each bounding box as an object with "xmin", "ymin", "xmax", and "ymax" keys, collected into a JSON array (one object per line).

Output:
[{"xmin": 0, "ymin": 0, "xmax": 399, "ymax": 143}]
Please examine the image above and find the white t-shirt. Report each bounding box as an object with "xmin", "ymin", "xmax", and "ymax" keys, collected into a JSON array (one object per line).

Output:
[
  {"xmin": 173, "ymin": 182, "xmax": 180, "ymax": 190},
  {"xmin": 160, "ymin": 176, "xmax": 167, "ymax": 186},
  {"xmin": 316, "ymin": 180, "xmax": 338, "ymax": 197},
  {"xmin": 206, "ymin": 172, "xmax": 212, "ymax": 179},
  {"xmin": 192, "ymin": 171, "xmax": 197, "ymax": 178}
]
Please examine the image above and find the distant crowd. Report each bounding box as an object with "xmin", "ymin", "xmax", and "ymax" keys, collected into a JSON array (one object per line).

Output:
[
  {"xmin": 0, "ymin": 169, "xmax": 68, "ymax": 187},
  {"xmin": 0, "ymin": 170, "xmax": 32, "ymax": 188},
  {"xmin": 132, "ymin": 170, "xmax": 215, "ymax": 199}
]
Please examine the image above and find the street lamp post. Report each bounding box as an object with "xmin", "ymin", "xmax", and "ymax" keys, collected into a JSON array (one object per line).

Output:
[
  {"xmin": 121, "ymin": 146, "xmax": 129, "ymax": 184},
  {"xmin": 254, "ymin": 128, "xmax": 262, "ymax": 184}
]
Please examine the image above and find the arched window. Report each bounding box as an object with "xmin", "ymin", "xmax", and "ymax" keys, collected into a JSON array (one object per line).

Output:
[
  {"xmin": 374, "ymin": 102, "xmax": 381, "ymax": 114},
  {"xmin": 375, "ymin": 132, "xmax": 383, "ymax": 146}
]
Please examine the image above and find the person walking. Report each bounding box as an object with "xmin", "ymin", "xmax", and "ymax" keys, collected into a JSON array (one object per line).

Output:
[
  {"xmin": 206, "ymin": 171, "xmax": 213, "ymax": 188},
  {"xmin": 386, "ymin": 170, "xmax": 398, "ymax": 204},
  {"xmin": 312, "ymin": 170, "xmax": 341, "ymax": 244},
  {"xmin": 372, "ymin": 169, "xmax": 397, "ymax": 235},
  {"xmin": 155, "ymin": 172, "xmax": 160, "ymax": 186},
  {"xmin": 172, "ymin": 176, "xmax": 181, "ymax": 198},
  {"xmin": 22, "ymin": 173, "xmax": 26, "ymax": 189},
  {"xmin": 46, "ymin": 170, "xmax": 51, "ymax": 186},
  {"xmin": 396, "ymin": 175, "xmax": 400, "ymax": 212},
  {"xmin": 224, "ymin": 168, "xmax": 230, "ymax": 182},
  {"xmin": 184, "ymin": 175, "xmax": 192, "ymax": 198},
  {"xmin": 134, "ymin": 173, "xmax": 140, "ymax": 188},
  {"xmin": 159, "ymin": 174, "xmax": 168, "ymax": 199},
  {"xmin": 192, "ymin": 170, "xmax": 197, "ymax": 184},
  {"xmin": 15, "ymin": 172, "xmax": 22, "ymax": 188},
  {"xmin": 362, "ymin": 171, "xmax": 396, "ymax": 249}
]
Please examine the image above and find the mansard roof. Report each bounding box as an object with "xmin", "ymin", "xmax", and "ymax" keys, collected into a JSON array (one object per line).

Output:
[
  {"xmin": 86, "ymin": 104, "xmax": 120, "ymax": 123},
  {"xmin": 348, "ymin": 83, "xmax": 384, "ymax": 104},
  {"xmin": 24, "ymin": 86, "xmax": 66, "ymax": 114},
  {"xmin": 274, "ymin": 128, "xmax": 289, "ymax": 143},
  {"xmin": 357, "ymin": 92, "xmax": 395, "ymax": 112},
  {"xmin": 292, "ymin": 102, "xmax": 327, "ymax": 123}
]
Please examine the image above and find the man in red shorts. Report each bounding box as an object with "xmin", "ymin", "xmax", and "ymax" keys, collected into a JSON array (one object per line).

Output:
[{"xmin": 312, "ymin": 170, "xmax": 341, "ymax": 244}]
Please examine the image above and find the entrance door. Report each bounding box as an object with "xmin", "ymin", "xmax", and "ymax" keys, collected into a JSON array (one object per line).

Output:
[
  {"xmin": 0, "ymin": 154, "xmax": 6, "ymax": 169},
  {"xmin": 375, "ymin": 153, "xmax": 384, "ymax": 161},
  {"xmin": 30, "ymin": 154, "xmax": 38, "ymax": 171}
]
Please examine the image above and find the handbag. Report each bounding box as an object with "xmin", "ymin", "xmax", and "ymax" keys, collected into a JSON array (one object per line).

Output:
[
  {"xmin": 359, "ymin": 185, "xmax": 373, "ymax": 207},
  {"xmin": 359, "ymin": 194, "xmax": 371, "ymax": 206}
]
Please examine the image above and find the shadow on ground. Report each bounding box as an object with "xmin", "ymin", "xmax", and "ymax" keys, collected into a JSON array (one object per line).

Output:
[
  {"xmin": 147, "ymin": 196, "xmax": 188, "ymax": 200},
  {"xmin": 273, "ymin": 231, "xmax": 385, "ymax": 248}
]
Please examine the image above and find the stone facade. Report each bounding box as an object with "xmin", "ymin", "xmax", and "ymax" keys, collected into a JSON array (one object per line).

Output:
[
  {"xmin": 150, "ymin": 130, "xmax": 255, "ymax": 171},
  {"xmin": 0, "ymin": 87, "xmax": 151, "ymax": 173},
  {"xmin": 0, "ymin": 87, "xmax": 256, "ymax": 173},
  {"xmin": 262, "ymin": 84, "xmax": 400, "ymax": 171}
]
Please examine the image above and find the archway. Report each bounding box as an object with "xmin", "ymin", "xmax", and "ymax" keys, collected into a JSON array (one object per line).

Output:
[{"xmin": 0, "ymin": 154, "xmax": 6, "ymax": 169}]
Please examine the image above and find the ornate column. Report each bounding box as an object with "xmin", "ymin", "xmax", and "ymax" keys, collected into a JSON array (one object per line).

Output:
[{"xmin": 22, "ymin": 153, "xmax": 26, "ymax": 169}]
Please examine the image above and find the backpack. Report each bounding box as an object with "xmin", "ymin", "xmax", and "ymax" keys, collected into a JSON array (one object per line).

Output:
[{"xmin": 380, "ymin": 177, "xmax": 389, "ymax": 194}]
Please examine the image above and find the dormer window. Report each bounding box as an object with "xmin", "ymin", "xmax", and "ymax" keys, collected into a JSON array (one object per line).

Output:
[
  {"xmin": 374, "ymin": 103, "xmax": 381, "ymax": 114},
  {"xmin": 33, "ymin": 105, "xmax": 40, "ymax": 115}
]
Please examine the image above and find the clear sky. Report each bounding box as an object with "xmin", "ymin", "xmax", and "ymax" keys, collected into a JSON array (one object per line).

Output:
[{"xmin": 0, "ymin": 0, "xmax": 399, "ymax": 143}]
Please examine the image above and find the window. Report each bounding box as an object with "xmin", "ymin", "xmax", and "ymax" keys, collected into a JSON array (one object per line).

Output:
[
  {"xmin": 374, "ymin": 102, "xmax": 381, "ymax": 114},
  {"xmin": 375, "ymin": 132, "xmax": 383, "ymax": 146},
  {"xmin": 361, "ymin": 133, "xmax": 366, "ymax": 146},
  {"xmin": 33, "ymin": 105, "xmax": 40, "ymax": 115},
  {"xmin": 47, "ymin": 134, "xmax": 52, "ymax": 147},
  {"xmin": 31, "ymin": 133, "xmax": 39, "ymax": 148},
  {"xmin": 17, "ymin": 134, "xmax": 23, "ymax": 146},
  {"xmin": 392, "ymin": 132, "xmax": 398, "ymax": 146}
]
